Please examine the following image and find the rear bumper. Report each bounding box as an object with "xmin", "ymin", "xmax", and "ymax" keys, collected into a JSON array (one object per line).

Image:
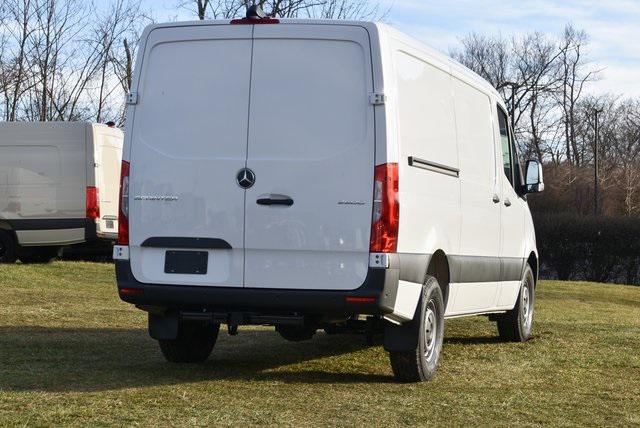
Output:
[
  {"xmin": 96, "ymin": 231, "xmax": 117, "ymax": 240},
  {"xmin": 115, "ymin": 260, "xmax": 399, "ymax": 317}
]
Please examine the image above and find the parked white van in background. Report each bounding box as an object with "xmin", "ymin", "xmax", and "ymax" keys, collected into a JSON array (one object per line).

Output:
[
  {"xmin": 114, "ymin": 8, "xmax": 544, "ymax": 382},
  {"xmin": 0, "ymin": 122, "xmax": 123, "ymax": 263}
]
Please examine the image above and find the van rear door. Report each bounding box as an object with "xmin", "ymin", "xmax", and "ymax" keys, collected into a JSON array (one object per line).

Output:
[
  {"xmin": 128, "ymin": 25, "xmax": 253, "ymax": 287},
  {"xmin": 92, "ymin": 125, "xmax": 123, "ymax": 238},
  {"xmin": 243, "ymin": 25, "xmax": 375, "ymax": 291}
]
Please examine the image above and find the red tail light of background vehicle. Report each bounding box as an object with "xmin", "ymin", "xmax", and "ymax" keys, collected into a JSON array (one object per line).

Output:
[{"xmin": 86, "ymin": 186, "xmax": 100, "ymax": 219}]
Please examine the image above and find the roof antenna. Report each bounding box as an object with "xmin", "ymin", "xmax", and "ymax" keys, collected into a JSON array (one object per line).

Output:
[{"xmin": 246, "ymin": 4, "xmax": 267, "ymax": 20}]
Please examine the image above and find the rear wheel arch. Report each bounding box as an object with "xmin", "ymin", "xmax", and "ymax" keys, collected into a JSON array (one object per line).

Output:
[
  {"xmin": 0, "ymin": 220, "xmax": 15, "ymax": 234},
  {"xmin": 0, "ymin": 227, "xmax": 18, "ymax": 263},
  {"xmin": 0, "ymin": 222, "xmax": 19, "ymax": 245},
  {"xmin": 426, "ymin": 250, "xmax": 450, "ymax": 309},
  {"xmin": 527, "ymin": 252, "xmax": 538, "ymax": 286}
]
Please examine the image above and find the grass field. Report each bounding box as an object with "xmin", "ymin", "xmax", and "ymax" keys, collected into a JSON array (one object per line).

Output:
[{"xmin": 1, "ymin": 262, "xmax": 639, "ymax": 426}]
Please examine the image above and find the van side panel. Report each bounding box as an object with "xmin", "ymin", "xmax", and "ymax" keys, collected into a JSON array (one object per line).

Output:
[
  {"xmin": 0, "ymin": 123, "xmax": 86, "ymax": 246},
  {"xmin": 393, "ymin": 46, "xmax": 460, "ymax": 257},
  {"xmin": 449, "ymin": 78, "xmax": 501, "ymax": 314}
]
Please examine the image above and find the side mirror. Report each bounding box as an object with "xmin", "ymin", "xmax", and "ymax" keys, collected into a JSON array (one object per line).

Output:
[{"xmin": 524, "ymin": 160, "xmax": 544, "ymax": 193}]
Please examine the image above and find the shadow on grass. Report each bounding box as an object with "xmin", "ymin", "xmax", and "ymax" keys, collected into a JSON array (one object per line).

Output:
[
  {"xmin": 0, "ymin": 326, "xmax": 392, "ymax": 392},
  {"xmin": 444, "ymin": 336, "xmax": 503, "ymax": 345}
]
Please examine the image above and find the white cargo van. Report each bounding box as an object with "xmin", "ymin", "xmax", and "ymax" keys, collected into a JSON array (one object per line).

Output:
[
  {"xmin": 114, "ymin": 11, "xmax": 544, "ymax": 382},
  {"xmin": 0, "ymin": 122, "xmax": 123, "ymax": 263}
]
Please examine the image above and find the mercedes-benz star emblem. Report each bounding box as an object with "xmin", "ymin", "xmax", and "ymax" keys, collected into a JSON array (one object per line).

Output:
[{"xmin": 236, "ymin": 168, "xmax": 256, "ymax": 189}]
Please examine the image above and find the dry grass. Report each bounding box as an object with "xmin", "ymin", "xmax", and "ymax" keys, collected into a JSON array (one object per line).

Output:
[{"xmin": 1, "ymin": 261, "xmax": 639, "ymax": 426}]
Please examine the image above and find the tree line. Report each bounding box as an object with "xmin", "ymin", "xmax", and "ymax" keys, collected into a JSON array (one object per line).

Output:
[
  {"xmin": 2, "ymin": 0, "xmax": 639, "ymax": 218},
  {"xmin": 451, "ymin": 26, "xmax": 640, "ymax": 218},
  {"xmin": 0, "ymin": 0, "xmax": 385, "ymax": 125},
  {"xmin": 0, "ymin": 0, "xmax": 144, "ymax": 124}
]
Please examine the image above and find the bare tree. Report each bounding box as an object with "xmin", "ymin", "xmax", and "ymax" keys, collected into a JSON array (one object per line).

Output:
[
  {"xmin": 92, "ymin": 0, "xmax": 141, "ymax": 123},
  {"xmin": 28, "ymin": 0, "xmax": 88, "ymax": 121},
  {"xmin": 3, "ymin": 0, "xmax": 36, "ymax": 121},
  {"xmin": 452, "ymin": 31, "xmax": 563, "ymax": 162},
  {"xmin": 180, "ymin": 0, "xmax": 387, "ymax": 20},
  {"xmin": 557, "ymin": 24, "xmax": 600, "ymax": 166}
]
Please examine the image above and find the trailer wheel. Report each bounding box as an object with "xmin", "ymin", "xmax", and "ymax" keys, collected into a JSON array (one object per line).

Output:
[
  {"xmin": 0, "ymin": 230, "xmax": 17, "ymax": 264},
  {"xmin": 18, "ymin": 246, "xmax": 60, "ymax": 264},
  {"xmin": 388, "ymin": 275, "xmax": 444, "ymax": 382},
  {"xmin": 496, "ymin": 264, "xmax": 535, "ymax": 342},
  {"xmin": 159, "ymin": 322, "xmax": 220, "ymax": 363}
]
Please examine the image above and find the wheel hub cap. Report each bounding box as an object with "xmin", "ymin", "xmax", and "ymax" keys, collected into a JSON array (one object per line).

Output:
[
  {"xmin": 424, "ymin": 302, "xmax": 437, "ymax": 362},
  {"xmin": 521, "ymin": 281, "xmax": 533, "ymax": 330}
]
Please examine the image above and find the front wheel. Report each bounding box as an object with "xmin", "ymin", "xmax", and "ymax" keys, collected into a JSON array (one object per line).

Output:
[
  {"xmin": 388, "ymin": 276, "xmax": 445, "ymax": 382},
  {"xmin": 159, "ymin": 322, "xmax": 220, "ymax": 363},
  {"xmin": 496, "ymin": 264, "xmax": 535, "ymax": 342},
  {"xmin": 0, "ymin": 231, "xmax": 17, "ymax": 264}
]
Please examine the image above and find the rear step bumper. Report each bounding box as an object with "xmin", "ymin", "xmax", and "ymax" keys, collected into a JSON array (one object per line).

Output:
[{"xmin": 115, "ymin": 260, "xmax": 399, "ymax": 316}]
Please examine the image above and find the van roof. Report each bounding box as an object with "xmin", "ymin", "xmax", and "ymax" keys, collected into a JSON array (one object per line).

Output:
[
  {"xmin": 0, "ymin": 121, "xmax": 89, "ymax": 129},
  {"xmin": 0, "ymin": 121, "xmax": 118, "ymax": 129},
  {"xmin": 142, "ymin": 19, "xmax": 503, "ymax": 107}
]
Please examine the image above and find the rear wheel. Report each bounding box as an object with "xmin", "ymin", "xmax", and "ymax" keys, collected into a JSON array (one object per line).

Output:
[
  {"xmin": 159, "ymin": 322, "xmax": 220, "ymax": 363},
  {"xmin": 0, "ymin": 231, "xmax": 17, "ymax": 264},
  {"xmin": 18, "ymin": 246, "xmax": 60, "ymax": 264},
  {"xmin": 388, "ymin": 276, "xmax": 445, "ymax": 382},
  {"xmin": 496, "ymin": 264, "xmax": 535, "ymax": 342}
]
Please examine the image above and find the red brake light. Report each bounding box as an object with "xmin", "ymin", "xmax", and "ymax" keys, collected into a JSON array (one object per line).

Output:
[
  {"xmin": 86, "ymin": 186, "xmax": 100, "ymax": 219},
  {"xmin": 370, "ymin": 163, "xmax": 399, "ymax": 253},
  {"xmin": 345, "ymin": 296, "xmax": 377, "ymax": 304},
  {"xmin": 230, "ymin": 17, "xmax": 280, "ymax": 24},
  {"xmin": 118, "ymin": 160, "xmax": 130, "ymax": 245},
  {"xmin": 119, "ymin": 287, "xmax": 143, "ymax": 297}
]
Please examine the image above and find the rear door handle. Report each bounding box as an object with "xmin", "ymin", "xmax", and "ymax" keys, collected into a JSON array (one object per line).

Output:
[
  {"xmin": 504, "ymin": 198, "xmax": 512, "ymax": 207},
  {"xmin": 257, "ymin": 194, "xmax": 294, "ymax": 206},
  {"xmin": 492, "ymin": 194, "xmax": 501, "ymax": 203}
]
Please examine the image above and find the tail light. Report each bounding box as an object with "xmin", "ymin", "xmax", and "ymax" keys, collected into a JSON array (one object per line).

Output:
[
  {"xmin": 86, "ymin": 186, "xmax": 100, "ymax": 219},
  {"xmin": 230, "ymin": 17, "xmax": 279, "ymax": 24},
  {"xmin": 370, "ymin": 163, "xmax": 399, "ymax": 253},
  {"xmin": 117, "ymin": 160, "xmax": 130, "ymax": 245},
  {"xmin": 345, "ymin": 296, "xmax": 377, "ymax": 304}
]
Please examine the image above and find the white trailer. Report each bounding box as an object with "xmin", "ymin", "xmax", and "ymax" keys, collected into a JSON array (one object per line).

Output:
[
  {"xmin": 114, "ymin": 9, "xmax": 545, "ymax": 382},
  {"xmin": 0, "ymin": 122, "xmax": 123, "ymax": 263}
]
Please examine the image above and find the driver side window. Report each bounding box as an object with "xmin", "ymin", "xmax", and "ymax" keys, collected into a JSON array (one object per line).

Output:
[{"xmin": 497, "ymin": 107, "xmax": 513, "ymax": 186}]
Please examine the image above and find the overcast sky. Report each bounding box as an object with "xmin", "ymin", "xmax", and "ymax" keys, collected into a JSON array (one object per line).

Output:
[{"xmin": 141, "ymin": 0, "xmax": 640, "ymax": 98}]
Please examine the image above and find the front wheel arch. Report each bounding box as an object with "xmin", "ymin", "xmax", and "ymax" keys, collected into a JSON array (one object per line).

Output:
[{"xmin": 527, "ymin": 252, "xmax": 539, "ymax": 287}]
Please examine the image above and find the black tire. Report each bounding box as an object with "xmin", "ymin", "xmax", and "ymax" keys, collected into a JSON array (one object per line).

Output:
[
  {"xmin": 496, "ymin": 264, "xmax": 535, "ymax": 342},
  {"xmin": 389, "ymin": 275, "xmax": 445, "ymax": 382},
  {"xmin": 159, "ymin": 322, "xmax": 220, "ymax": 363},
  {"xmin": 18, "ymin": 246, "xmax": 60, "ymax": 264},
  {"xmin": 276, "ymin": 325, "xmax": 317, "ymax": 342},
  {"xmin": 0, "ymin": 230, "xmax": 17, "ymax": 264}
]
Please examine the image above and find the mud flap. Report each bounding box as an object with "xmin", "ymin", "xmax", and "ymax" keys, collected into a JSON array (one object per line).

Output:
[
  {"xmin": 149, "ymin": 312, "xmax": 179, "ymax": 340},
  {"xmin": 383, "ymin": 317, "xmax": 421, "ymax": 352}
]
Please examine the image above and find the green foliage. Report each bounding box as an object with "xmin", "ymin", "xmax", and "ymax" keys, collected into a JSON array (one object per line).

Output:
[
  {"xmin": 536, "ymin": 214, "xmax": 640, "ymax": 284},
  {"xmin": 1, "ymin": 262, "xmax": 640, "ymax": 425}
]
